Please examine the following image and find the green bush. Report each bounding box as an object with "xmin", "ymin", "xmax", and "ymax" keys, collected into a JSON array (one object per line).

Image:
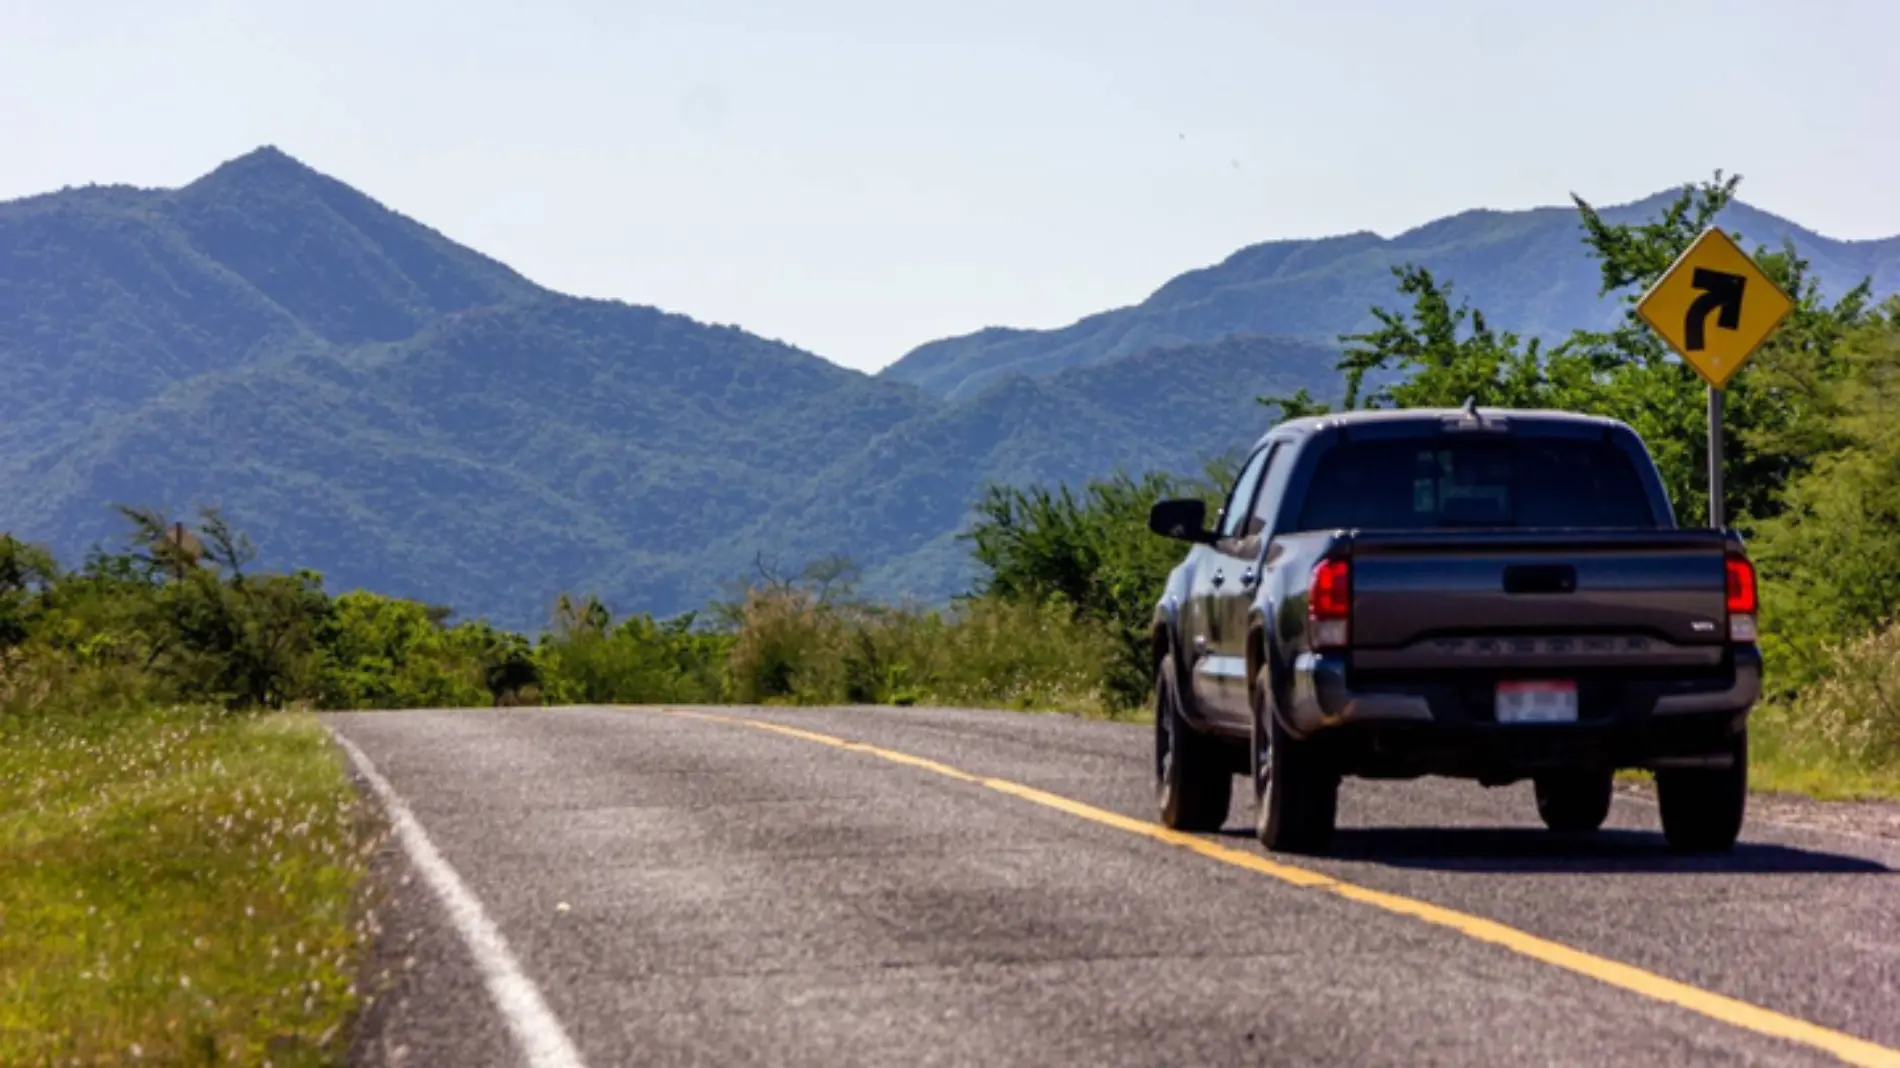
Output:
[
  {"xmin": 451, "ymin": 620, "xmax": 542, "ymax": 705},
  {"xmin": 718, "ymin": 582, "xmax": 1121, "ymax": 714},
  {"xmin": 966, "ymin": 468, "xmax": 1228, "ymax": 708},
  {"xmin": 5, "ymin": 510, "xmax": 332, "ymax": 712},
  {"xmin": 917, "ymin": 595, "xmax": 1117, "ymax": 714},
  {"xmin": 1749, "ymin": 304, "xmax": 1900, "ymax": 692},
  {"xmin": 536, "ymin": 594, "xmax": 729, "ymax": 705},
  {"xmin": 317, "ymin": 590, "xmax": 491, "ymax": 709},
  {"xmin": 0, "ymin": 536, "xmax": 58, "ymax": 649},
  {"xmin": 724, "ymin": 586, "xmax": 850, "ymax": 704},
  {"xmin": 0, "ymin": 643, "xmax": 156, "ymax": 721}
]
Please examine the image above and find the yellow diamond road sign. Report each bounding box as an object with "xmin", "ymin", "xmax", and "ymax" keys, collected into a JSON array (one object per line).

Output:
[{"xmin": 1635, "ymin": 226, "xmax": 1794, "ymax": 389}]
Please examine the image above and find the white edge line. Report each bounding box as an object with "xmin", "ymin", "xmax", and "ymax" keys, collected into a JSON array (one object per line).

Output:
[{"xmin": 331, "ymin": 730, "xmax": 589, "ymax": 1068}]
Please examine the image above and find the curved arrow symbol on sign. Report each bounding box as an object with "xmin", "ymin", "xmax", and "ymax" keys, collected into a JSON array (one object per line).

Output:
[{"xmin": 1685, "ymin": 268, "xmax": 1746, "ymax": 351}]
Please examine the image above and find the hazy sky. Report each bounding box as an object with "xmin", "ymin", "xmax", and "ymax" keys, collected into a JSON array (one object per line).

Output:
[{"xmin": 4, "ymin": 0, "xmax": 1895, "ymax": 371}]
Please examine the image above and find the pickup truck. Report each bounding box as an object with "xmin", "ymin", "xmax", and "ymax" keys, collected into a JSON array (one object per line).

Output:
[{"xmin": 1145, "ymin": 405, "xmax": 1761, "ymax": 855}]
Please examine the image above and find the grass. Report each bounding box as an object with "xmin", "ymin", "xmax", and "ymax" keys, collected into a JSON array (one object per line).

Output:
[
  {"xmin": 0, "ymin": 705, "xmax": 369, "ymax": 1067},
  {"xmin": 1747, "ymin": 704, "xmax": 1900, "ymax": 801}
]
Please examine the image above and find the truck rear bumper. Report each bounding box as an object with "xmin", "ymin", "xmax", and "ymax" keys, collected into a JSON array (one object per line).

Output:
[
  {"xmin": 1286, "ymin": 652, "xmax": 1436, "ymax": 733},
  {"xmin": 1284, "ymin": 646, "xmax": 1760, "ymax": 779}
]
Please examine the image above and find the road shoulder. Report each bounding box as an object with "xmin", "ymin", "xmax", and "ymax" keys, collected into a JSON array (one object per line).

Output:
[{"xmin": 338, "ymin": 732, "xmax": 519, "ymax": 1068}]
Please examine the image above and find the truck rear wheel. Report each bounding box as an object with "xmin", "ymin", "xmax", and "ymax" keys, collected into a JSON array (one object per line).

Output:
[
  {"xmin": 1534, "ymin": 770, "xmax": 1613, "ymax": 833},
  {"xmin": 1656, "ymin": 730, "xmax": 1748, "ymax": 853},
  {"xmin": 1155, "ymin": 653, "xmax": 1232, "ymax": 832},
  {"xmin": 1252, "ymin": 666, "xmax": 1338, "ymax": 854}
]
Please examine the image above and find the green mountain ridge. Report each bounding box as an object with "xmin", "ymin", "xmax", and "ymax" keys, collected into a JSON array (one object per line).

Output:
[
  {"xmin": 883, "ymin": 192, "xmax": 1900, "ymax": 401},
  {"xmin": 3, "ymin": 289, "xmax": 938, "ymax": 626},
  {"xmin": 817, "ymin": 334, "xmax": 1341, "ymax": 601},
  {"xmin": 0, "ymin": 145, "xmax": 537, "ymax": 451},
  {"xmin": 2, "ymin": 147, "xmax": 1340, "ymax": 625}
]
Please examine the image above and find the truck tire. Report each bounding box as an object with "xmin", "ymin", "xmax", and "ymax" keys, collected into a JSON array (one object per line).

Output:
[
  {"xmin": 1252, "ymin": 666, "xmax": 1338, "ymax": 854},
  {"xmin": 1155, "ymin": 653, "xmax": 1232, "ymax": 831},
  {"xmin": 1656, "ymin": 730, "xmax": 1748, "ymax": 853},
  {"xmin": 1534, "ymin": 770, "xmax": 1613, "ymax": 833}
]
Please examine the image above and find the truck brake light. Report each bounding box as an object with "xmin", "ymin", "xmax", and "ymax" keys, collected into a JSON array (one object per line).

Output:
[
  {"xmin": 1725, "ymin": 552, "xmax": 1758, "ymax": 642},
  {"xmin": 1309, "ymin": 557, "xmax": 1350, "ymax": 650}
]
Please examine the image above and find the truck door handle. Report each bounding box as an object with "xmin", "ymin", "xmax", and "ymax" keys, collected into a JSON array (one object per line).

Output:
[{"xmin": 1211, "ymin": 570, "xmax": 1225, "ymax": 588}]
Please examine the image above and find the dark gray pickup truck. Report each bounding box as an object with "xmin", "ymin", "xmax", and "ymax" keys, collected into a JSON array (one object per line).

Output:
[{"xmin": 1146, "ymin": 406, "xmax": 1761, "ymax": 855}]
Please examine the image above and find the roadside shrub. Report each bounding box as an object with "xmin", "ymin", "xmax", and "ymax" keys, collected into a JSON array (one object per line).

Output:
[
  {"xmin": 318, "ymin": 590, "xmax": 490, "ymax": 709},
  {"xmin": 537, "ymin": 594, "xmax": 729, "ymax": 705},
  {"xmin": 0, "ymin": 535, "xmax": 59, "ymax": 649},
  {"xmin": 448, "ymin": 621, "xmax": 543, "ymax": 705},
  {"xmin": 1750, "ymin": 307, "xmax": 1900, "ymax": 695},
  {"xmin": 0, "ymin": 644, "xmax": 156, "ymax": 721},
  {"xmin": 725, "ymin": 586, "xmax": 849, "ymax": 704},
  {"xmin": 966, "ymin": 468, "xmax": 1230, "ymax": 708},
  {"xmin": 129, "ymin": 567, "xmax": 330, "ymax": 709},
  {"xmin": 833, "ymin": 602, "xmax": 937, "ymax": 706},
  {"xmin": 1794, "ymin": 621, "xmax": 1900, "ymax": 767},
  {"xmin": 921, "ymin": 596, "xmax": 1117, "ymax": 714},
  {"xmin": 32, "ymin": 509, "xmax": 336, "ymax": 711},
  {"xmin": 720, "ymin": 585, "xmax": 1120, "ymax": 713}
]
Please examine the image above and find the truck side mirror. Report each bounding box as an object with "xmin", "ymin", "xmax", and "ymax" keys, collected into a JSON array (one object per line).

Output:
[{"xmin": 1148, "ymin": 498, "xmax": 1217, "ymax": 544}]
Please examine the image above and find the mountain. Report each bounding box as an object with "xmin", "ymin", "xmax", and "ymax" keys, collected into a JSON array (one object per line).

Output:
[
  {"xmin": 10, "ymin": 149, "xmax": 1888, "ymax": 627},
  {"xmin": 0, "ymin": 147, "xmax": 536, "ymax": 452},
  {"xmin": 882, "ymin": 193, "xmax": 1900, "ymax": 401},
  {"xmin": 757, "ymin": 334, "xmax": 1342, "ymax": 601},
  {"xmin": 0, "ymin": 295, "xmax": 937, "ymax": 623},
  {"xmin": 0, "ymin": 148, "xmax": 1338, "ymax": 628}
]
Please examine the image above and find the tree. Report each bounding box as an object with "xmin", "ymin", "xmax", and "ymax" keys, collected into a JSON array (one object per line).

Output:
[
  {"xmin": 1747, "ymin": 302, "xmax": 1900, "ymax": 688},
  {"xmin": 1255, "ymin": 387, "xmax": 1333, "ymax": 424},
  {"xmin": 0, "ymin": 535, "xmax": 60, "ymax": 649},
  {"xmin": 317, "ymin": 590, "xmax": 491, "ymax": 709},
  {"xmin": 549, "ymin": 592, "xmax": 612, "ymax": 637},
  {"xmin": 964, "ymin": 466, "xmax": 1231, "ymax": 706},
  {"xmin": 1273, "ymin": 172, "xmax": 1874, "ymax": 527},
  {"xmin": 1336, "ymin": 266, "xmax": 1550, "ymax": 411}
]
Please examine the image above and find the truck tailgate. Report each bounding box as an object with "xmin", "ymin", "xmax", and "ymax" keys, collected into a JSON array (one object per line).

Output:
[{"xmin": 1346, "ymin": 530, "xmax": 1732, "ymax": 668}]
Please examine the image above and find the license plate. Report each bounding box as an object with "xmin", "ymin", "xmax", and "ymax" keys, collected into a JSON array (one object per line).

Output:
[{"xmin": 1496, "ymin": 680, "xmax": 1578, "ymax": 723}]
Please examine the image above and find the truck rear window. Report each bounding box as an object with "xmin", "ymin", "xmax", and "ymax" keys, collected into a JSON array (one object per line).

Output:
[{"xmin": 1295, "ymin": 436, "xmax": 1659, "ymax": 531}]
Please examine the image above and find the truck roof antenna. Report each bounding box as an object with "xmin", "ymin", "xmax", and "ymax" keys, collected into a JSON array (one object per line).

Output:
[{"xmin": 1461, "ymin": 395, "xmax": 1478, "ymax": 415}]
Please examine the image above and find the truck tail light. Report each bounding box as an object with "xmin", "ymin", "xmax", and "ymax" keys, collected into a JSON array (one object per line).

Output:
[
  {"xmin": 1308, "ymin": 557, "xmax": 1351, "ymax": 650},
  {"xmin": 1725, "ymin": 552, "xmax": 1758, "ymax": 642}
]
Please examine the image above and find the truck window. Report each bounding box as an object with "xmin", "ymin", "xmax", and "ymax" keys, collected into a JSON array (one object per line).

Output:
[
  {"xmin": 1217, "ymin": 445, "xmax": 1273, "ymax": 538},
  {"xmin": 1250, "ymin": 441, "xmax": 1294, "ymax": 533},
  {"xmin": 1294, "ymin": 436, "xmax": 1659, "ymax": 531}
]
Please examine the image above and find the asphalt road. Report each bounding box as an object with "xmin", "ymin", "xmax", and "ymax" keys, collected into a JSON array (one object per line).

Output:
[{"xmin": 327, "ymin": 705, "xmax": 1900, "ymax": 1068}]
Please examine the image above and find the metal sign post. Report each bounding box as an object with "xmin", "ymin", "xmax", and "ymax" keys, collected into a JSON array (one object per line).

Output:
[{"xmin": 1707, "ymin": 387, "xmax": 1724, "ymax": 530}]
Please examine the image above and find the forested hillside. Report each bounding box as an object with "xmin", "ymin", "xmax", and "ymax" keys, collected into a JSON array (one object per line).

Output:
[
  {"xmin": 0, "ymin": 149, "xmax": 1346, "ymax": 626},
  {"xmin": 0, "ymin": 147, "xmax": 535, "ymax": 451}
]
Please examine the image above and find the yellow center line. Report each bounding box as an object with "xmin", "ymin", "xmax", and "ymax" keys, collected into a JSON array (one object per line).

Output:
[{"xmin": 661, "ymin": 707, "xmax": 1900, "ymax": 1068}]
